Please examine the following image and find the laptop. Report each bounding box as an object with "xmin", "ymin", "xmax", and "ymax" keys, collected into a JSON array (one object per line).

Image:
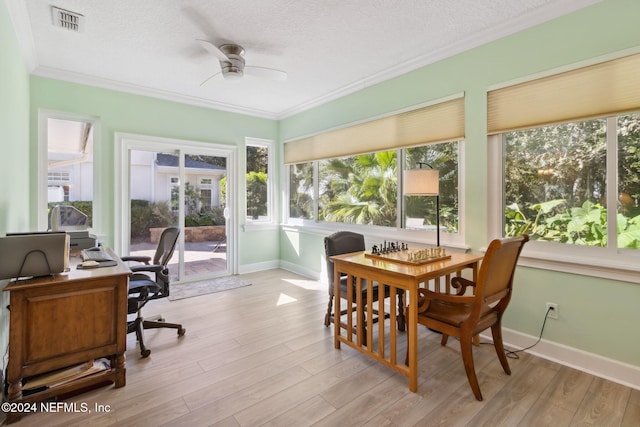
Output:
[{"xmin": 0, "ymin": 232, "xmax": 69, "ymax": 280}]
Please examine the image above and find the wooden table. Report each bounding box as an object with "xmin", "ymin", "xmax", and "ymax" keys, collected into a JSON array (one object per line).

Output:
[
  {"xmin": 330, "ymin": 251, "xmax": 483, "ymax": 392},
  {"xmin": 3, "ymin": 249, "xmax": 130, "ymax": 424}
]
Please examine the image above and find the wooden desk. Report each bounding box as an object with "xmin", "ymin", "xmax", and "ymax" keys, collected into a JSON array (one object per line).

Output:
[
  {"xmin": 3, "ymin": 250, "xmax": 130, "ymax": 424},
  {"xmin": 330, "ymin": 251, "xmax": 483, "ymax": 392}
]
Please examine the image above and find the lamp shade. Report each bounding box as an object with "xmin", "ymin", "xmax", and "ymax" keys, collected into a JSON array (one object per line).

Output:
[{"xmin": 403, "ymin": 168, "xmax": 439, "ymax": 195}]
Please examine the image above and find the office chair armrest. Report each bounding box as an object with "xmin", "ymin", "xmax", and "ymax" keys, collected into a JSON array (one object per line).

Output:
[
  {"xmin": 129, "ymin": 264, "xmax": 164, "ymax": 274},
  {"xmin": 121, "ymin": 255, "xmax": 152, "ymax": 264}
]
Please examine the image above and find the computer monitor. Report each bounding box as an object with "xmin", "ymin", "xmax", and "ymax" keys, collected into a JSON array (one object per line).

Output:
[{"xmin": 0, "ymin": 232, "xmax": 69, "ymax": 280}]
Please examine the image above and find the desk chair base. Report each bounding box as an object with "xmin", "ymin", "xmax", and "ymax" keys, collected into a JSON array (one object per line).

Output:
[{"xmin": 128, "ymin": 313, "xmax": 186, "ymax": 358}]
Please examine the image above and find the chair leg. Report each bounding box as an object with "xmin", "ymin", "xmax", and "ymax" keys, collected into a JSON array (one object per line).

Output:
[
  {"xmin": 359, "ymin": 305, "xmax": 367, "ymax": 346},
  {"xmin": 460, "ymin": 335, "xmax": 482, "ymax": 401},
  {"xmin": 143, "ymin": 319, "xmax": 186, "ymax": 336},
  {"xmin": 134, "ymin": 317, "xmax": 151, "ymax": 358},
  {"xmin": 404, "ymin": 318, "xmax": 410, "ymax": 366},
  {"xmin": 491, "ymin": 323, "xmax": 511, "ymax": 375},
  {"xmin": 441, "ymin": 333, "xmax": 449, "ymax": 346},
  {"xmin": 396, "ymin": 291, "xmax": 405, "ymax": 331},
  {"xmin": 324, "ymin": 294, "xmax": 333, "ymax": 327}
]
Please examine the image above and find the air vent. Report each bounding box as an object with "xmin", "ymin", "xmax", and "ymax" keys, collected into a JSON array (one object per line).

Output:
[{"xmin": 51, "ymin": 6, "xmax": 84, "ymax": 32}]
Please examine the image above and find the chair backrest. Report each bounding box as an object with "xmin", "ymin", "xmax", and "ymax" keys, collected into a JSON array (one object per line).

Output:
[
  {"xmin": 475, "ymin": 234, "xmax": 529, "ymax": 310},
  {"xmin": 153, "ymin": 226, "xmax": 180, "ymax": 267},
  {"xmin": 324, "ymin": 231, "xmax": 365, "ymax": 288}
]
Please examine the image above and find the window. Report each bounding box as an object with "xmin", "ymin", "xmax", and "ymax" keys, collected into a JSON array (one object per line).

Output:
[
  {"xmin": 284, "ymin": 96, "xmax": 465, "ymax": 243},
  {"xmin": 289, "ymin": 161, "xmax": 314, "ymax": 220},
  {"xmin": 495, "ymin": 112, "xmax": 640, "ymax": 252},
  {"xmin": 488, "ymin": 53, "xmax": 640, "ymax": 278},
  {"xmin": 39, "ymin": 113, "xmax": 98, "ymax": 231},
  {"xmin": 502, "ymin": 119, "xmax": 607, "ymax": 246},
  {"xmin": 318, "ymin": 150, "xmax": 397, "ymax": 226},
  {"xmin": 245, "ymin": 139, "xmax": 274, "ymax": 223},
  {"xmin": 200, "ymin": 188, "xmax": 212, "ymax": 209},
  {"xmin": 287, "ymin": 141, "xmax": 461, "ymax": 243},
  {"xmin": 617, "ymin": 113, "xmax": 640, "ymax": 249},
  {"xmin": 405, "ymin": 142, "xmax": 459, "ymax": 233}
]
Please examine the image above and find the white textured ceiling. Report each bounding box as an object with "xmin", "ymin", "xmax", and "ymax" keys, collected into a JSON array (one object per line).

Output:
[{"xmin": 9, "ymin": 0, "xmax": 600, "ymax": 119}]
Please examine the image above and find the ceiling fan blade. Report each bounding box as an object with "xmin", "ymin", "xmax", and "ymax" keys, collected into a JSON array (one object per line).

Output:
[
  {"xmin": 200, "ymin": 71, "xmax": 222, "ymax": 86},
  {"xmin": 244, "ymin": 66, "xmax": 288, "ymax": 82},
  {"xmin": 196, "ymin": 39, "xmax": 229, "ymax": 62}
]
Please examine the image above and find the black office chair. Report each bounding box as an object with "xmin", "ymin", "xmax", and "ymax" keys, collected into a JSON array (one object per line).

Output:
[
  {"xmin": 323, "ymin": 231, "xmax": 405, "ymax": 336},
  {"xmin": 122, "ymin": 226, "xmax": 185, "ymax": 357}
]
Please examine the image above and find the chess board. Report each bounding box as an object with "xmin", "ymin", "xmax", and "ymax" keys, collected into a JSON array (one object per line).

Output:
[{"xmin": 364, "ymin": 250, "xmax": 451, "ymax": 266}]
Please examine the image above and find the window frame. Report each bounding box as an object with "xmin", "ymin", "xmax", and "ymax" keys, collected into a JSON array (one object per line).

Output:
[
  {"xmin": 284, "ymin": 142, "xmax": 466, "ymax": 249},
  {"xmin": 488, "ymin": 116, "xmax": 640, "ymax": 283},
  {"xmin": 244, "ymin": 137, "xmax": 276, "ymax": 228}
]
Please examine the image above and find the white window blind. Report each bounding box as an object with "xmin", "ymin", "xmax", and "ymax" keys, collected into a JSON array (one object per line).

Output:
[
  {"xmin": 284, "ymin": 95, "xmax": 465, "ymax": 164},
  {"xmin": 488, "ymin": 53, "xmax": 640, "ymax": 134}
]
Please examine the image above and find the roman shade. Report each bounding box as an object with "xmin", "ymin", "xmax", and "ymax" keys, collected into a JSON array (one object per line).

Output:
[
  {"xmin": 487, "ymin": 53, "xmax": 640, "ymax": 134},
  {"xmin": 284, "ymin": 95, "xmax": 465, "ymax": 164}
]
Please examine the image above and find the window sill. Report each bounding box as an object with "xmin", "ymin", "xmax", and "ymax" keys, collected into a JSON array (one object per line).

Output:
[
  {"xmin": 516, "ymin": 244, "xmax": 640, "ymax": 284},
  {"xmin": 281, "ymin": 222, "xmax": 469, "ymax": 252},
  {"xmin": 243, "ymin": 221, "xmax": 280, "ymax": 232}
]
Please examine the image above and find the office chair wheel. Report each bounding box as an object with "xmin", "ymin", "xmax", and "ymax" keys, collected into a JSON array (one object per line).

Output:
[
  {"xmin": 177, "ymin": 327, "xmax": 186, "ymax": 336},
  {"xmin": 141, "ymin": 349, "xmax": 151, "ymax": 358}
]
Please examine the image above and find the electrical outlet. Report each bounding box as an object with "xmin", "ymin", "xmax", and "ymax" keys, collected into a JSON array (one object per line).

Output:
[{"xmin": 546, "ymin": 302, "xmax": 558, "ymax": 319}]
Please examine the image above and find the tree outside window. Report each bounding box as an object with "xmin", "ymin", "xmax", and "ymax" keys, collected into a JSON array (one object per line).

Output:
[
  {"xmin": 503, "ymin": 112, "xmax": 640, "ymax": 248},
  {"xmin": 246, "ymin": 145, "xmax": 269, "ymax": 220},
  {"xmin": 288, "ymin": 141, "xmax": 460, "ymax": 232}
]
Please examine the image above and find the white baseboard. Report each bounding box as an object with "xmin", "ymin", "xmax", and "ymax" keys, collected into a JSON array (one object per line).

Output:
[
  {"xmin": 237, "ymin": 260, "xmax": 321, "ymax": 281},
  {"xmin": 484, "ymin": 328, "xmax": 640, "ymax": 391},
  {"xmin": 237, "ymin": 260, "xmax": 280, "ymax": 275},
  {"xmin": 277, "ymin": 260, "xmax": 322, "ymax": 281}
]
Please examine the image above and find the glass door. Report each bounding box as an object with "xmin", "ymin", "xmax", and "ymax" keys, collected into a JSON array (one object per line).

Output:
[
  {"xmin": 124, "ymin": 145, "xmax": 232, "ymax": 283},
  {"xmin": 128, "ymin": 149, "xmax": 181, "ymax": 282},
  {"xmin": 182, "ymin": 153, "xmax": 228, "ymax": 281}
]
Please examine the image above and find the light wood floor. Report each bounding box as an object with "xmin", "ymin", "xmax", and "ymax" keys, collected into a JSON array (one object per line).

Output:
[{"xmin": 10, "ymin": 269, "xmax": 640, "ymax": 426}]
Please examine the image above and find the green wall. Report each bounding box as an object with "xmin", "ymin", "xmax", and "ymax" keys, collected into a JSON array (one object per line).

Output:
[
  {"xmin": 29, "ymin": 77, "xmax": 281, "ymax": 267},
  {"xmin": 279, "ymin": 0, "xmax": 640, "ymax": 366},
  {"xmin": 2, "ymin": 0, "xmax": 639, "ymax": 381},
  {"xmin": 0, "ymin": 0, "xmax": 31, "ymax": 389}
]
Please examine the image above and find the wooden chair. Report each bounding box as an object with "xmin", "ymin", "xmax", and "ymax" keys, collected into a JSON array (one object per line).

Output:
[
  {"xmin": 408, "ymin": 234, "xmax": 529, "ymax": 400},
  {"xmin": 323, "ymin": 231, "xmax": 405, "ymax": 336}
]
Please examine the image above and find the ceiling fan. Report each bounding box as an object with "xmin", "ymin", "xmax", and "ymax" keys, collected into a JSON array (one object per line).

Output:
[{"xmin": 196, "ymin": 39, "xmax": 288, "ymax": 84}]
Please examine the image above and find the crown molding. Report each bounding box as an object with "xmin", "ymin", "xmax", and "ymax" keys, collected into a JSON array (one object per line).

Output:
[{"xmin": 31, "ymin": 66, "xmax": 281, "ymax": 120}]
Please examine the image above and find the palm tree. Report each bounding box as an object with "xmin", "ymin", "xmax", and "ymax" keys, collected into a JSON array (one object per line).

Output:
[{"xmin": 320, "ymin": 150, "xmax": 397, "ymax": 226}]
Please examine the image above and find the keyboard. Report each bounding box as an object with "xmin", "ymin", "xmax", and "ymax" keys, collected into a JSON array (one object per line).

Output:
[{"xmin": 80, "ymin": 248, "xmax": 113, "ymax": 262}]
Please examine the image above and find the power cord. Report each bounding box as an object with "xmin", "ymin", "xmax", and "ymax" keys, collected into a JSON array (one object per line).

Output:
[
  {"xmin": 504, "ymin": 306, "xmax": 553, "ymax": 359},
  {"xmin": 480, "ymin": 306, "xmax": 553, "ymax": 359}
]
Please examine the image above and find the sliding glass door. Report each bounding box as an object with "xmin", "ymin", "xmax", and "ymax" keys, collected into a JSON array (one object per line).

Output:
[
  {"xmin": 116, "ymin": 134, "xmax": 236, "ymax": 283},
  {"xmin": 181, "ymin": 153, "xmax": 228, "ymax": 281}
]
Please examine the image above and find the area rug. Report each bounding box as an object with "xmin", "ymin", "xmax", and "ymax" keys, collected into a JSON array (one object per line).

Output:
[{"xmin": 168, "ymin": 276, "xmax": 251, "ymax": 301}]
